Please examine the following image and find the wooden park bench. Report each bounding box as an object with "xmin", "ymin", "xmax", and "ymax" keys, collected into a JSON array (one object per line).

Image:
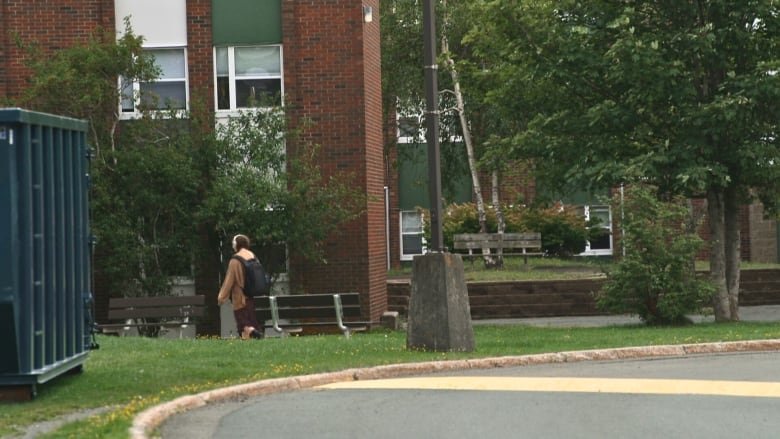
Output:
[
  {"xmin": 255, "ymin": 293, "xmax": 369, "ymax": 338},
  {"xmin": 97, "ymin": 295, "xmax": 205, "ymax": 338},
  {"xmin": 453, "ymin": 232, "xmax": 543, "ymax": 264}
]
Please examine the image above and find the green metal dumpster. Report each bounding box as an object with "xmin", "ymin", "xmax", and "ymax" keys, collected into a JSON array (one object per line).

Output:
[{"xmin": 0, "ymin": 108, "xmax": 94, "ymax": 400}]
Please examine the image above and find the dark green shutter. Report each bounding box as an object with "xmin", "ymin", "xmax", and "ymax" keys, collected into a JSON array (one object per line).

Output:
[{"xmin": 212, "ymin": 0, "xmax": 282, "ymax": 45}]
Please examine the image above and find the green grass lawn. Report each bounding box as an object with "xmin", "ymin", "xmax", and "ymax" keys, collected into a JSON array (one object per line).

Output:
[
  {"xmin": 389, "ymin": 257, "xmax": 780, "ymax": 282},
  {"xmin": 4, "ymin": 322, "xmax": 780, "ymax": 438}
]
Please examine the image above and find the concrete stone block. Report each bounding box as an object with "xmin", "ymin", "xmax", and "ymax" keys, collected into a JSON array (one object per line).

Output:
[{"xmin": 407, "ymin": 252, "xmax": 474, "ymax": 352}]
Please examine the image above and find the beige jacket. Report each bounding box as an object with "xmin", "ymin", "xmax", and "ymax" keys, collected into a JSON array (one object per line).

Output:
[{"xmin": 217, "ymin": 248, "xmax": 256, "ymax": 311}]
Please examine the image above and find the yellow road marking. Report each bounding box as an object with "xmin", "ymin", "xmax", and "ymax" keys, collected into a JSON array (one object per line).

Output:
[{"xmin": 319, "ymin": 377, "xmax": 780, "ymax": 398}]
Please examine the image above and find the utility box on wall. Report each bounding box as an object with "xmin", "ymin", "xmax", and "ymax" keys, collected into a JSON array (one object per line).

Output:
[{"xmin": 0, "ymin": 108, "xmax": 94, "ymax": 400}]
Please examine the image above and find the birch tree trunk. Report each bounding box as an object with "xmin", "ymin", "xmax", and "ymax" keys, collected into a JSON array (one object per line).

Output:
[
  {"xmin": 441, "ymin": 45, "xmax": 486, "ymax": 233},
  {"xmin": 440, "ymin": 4, "xmax": 494, "ymax": 266},
  {"xmin": 491, "ymin": 169, "xmax": 506, "ymax": 267}
]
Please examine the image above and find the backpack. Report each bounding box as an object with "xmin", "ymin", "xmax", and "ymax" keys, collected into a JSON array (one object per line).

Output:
[{"xmin": 232, "ymin": 255, "xmax": 271, "ymax": 297}]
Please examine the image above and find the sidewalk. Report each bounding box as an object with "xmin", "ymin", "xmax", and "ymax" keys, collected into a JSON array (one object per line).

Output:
[{"xmin": 474, "ymin": 305, "xmax": 780, "ymax": 327}]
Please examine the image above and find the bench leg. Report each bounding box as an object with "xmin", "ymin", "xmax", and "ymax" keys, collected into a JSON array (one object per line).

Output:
[{"xmin": 332, "ymin": 294, "xmax": 352, "ymax": 339}]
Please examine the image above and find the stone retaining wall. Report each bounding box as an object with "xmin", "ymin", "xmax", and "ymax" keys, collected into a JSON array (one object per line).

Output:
[{"xmin": 388, "ymin": 269, "xmax": 780, "ymax": 319}]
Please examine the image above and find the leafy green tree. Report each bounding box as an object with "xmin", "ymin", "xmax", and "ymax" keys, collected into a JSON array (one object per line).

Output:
[
  {"xmin": 17, "ymin": 25, "xmax": 198, "ymax": 305},
  {"xmin": 470, "ymin": 0, "xmax": 779, "ymax": 321},
  {"xmin": 200, "ymin": 108, "xmax": 365, "ymax": 272},
  {"xmin": 18, "ymin": 23, "xmax": 365, "ymax": 311},
  {"xmin": 19, "ymin": 20, "xmax": 158, "ymax": 158},
  {"xmin": 598, "ymin": 185, "xmax": 714, "ymax": 325}
]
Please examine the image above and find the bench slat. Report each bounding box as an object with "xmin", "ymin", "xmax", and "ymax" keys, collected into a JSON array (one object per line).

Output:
[
  {"xmin": 454, "ymin": 234, "xmax": 540, "ymax": 247},
  {"xmin": 100, "ymin": 295, "xmax": 206, "ymax": 337},
  {"xmin": 108, "ymin": 307, "xmax": 205, "ymax": 319},
  {"xmin": 109, "ymin": 295, "xmax": 205, "ymax": 308},
  {"xmin": 453, "ymin": 240, "xmax": 541, "ymax": 249},
  {"xmin": 453, "ymin": 232, "xmax": 540, "ymax": 242}
]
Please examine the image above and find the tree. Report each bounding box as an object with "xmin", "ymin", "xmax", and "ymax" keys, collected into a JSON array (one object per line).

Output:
[
  {"xmin": 598, "ymin": 185, "xmax": 714, "ymax": 325},
  {"xmin": 18, "ymin": 24, "xmax": 367, "ymax": 312},
  {"xmin": 382, "ymin": 0, "xmax": 516, "ymax": 266},
  {"xmin": 200, "ymin": 108, "xmax": 365, "ymax": 272},
  {"xmin": 471, "ymin": 0, "xmax": 779, "ymax": 321},
  {"xmin": 18, "ymin": 25, "xmax": 199, "ymax": 306}
]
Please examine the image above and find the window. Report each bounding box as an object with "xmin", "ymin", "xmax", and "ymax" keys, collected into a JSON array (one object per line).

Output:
[
  {"xmin": 400, "ymin": 210, "xmax": 426, "ymax": 261},
  {"xmin": 121, "ymin": 48, "xmax": 188, "ymax": 113},
  {"xmin": 581, "ymin": 205, "xmax": 613, "ymax": 255},
  {"xmin": 215, "ymin": 46, "xmax": 283, "ymax": 110}
]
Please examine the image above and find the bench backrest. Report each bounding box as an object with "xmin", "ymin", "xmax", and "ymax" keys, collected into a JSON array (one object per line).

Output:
[
  {"xmin": 255, "ymin": 293, "xmax": 363, "ymax": 322},
  {"xmin": 108, "ymin": 295, "xmax": 206, "ymax": 320},
  {"xmin": 453, "ymin": 232, "xmax": 541, "ymax": 250}
]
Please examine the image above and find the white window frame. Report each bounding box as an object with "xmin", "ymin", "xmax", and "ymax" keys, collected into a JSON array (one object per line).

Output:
[
  {"xmin": 214, "ymin": 45, "xmax": 284, "ymax": 114},
  {"xmin": 400, "ymin": 210, "xmax": 426, "ymax": 261},
  {"xmin": 120, "ymin": 46, "xmax": 189, "ymax": 118},
  {"xmin": 580, "ymin": 205, "xmax": 613, "ymax": 256}
]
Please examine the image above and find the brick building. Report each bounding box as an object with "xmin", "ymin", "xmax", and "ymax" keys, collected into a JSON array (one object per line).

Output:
[{"xmin": 0, "ymin": 0, "xmax": 387, "ymax": 332}]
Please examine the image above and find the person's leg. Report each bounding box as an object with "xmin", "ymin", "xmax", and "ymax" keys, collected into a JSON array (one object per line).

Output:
[{"xmin": 234, "ymin": 304, "xmax": 263, "ymax": 339}]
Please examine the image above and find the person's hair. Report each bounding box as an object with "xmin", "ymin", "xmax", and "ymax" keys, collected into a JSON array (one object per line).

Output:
[{"xmin": 233, "ymin": 234, "xmax": 251, "ymax": 251}]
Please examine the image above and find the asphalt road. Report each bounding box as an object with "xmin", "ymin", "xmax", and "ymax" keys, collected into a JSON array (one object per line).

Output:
[{"xmin": 160, "ymin": 351, "xmax": 780, "ymax": 439}]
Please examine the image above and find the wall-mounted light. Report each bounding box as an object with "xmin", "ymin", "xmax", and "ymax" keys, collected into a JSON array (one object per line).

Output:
[{"xmin": 363, "ymin": 5, "xmax": 373, "ymax": 23}]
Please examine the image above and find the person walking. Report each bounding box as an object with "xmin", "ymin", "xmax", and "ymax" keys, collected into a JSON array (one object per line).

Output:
[{"xmin": 217, "ymin": 234, "xmax": 264, "ymax": 339}]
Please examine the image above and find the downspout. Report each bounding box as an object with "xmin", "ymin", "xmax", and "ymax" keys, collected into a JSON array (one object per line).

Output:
[{"xmin": 385, "ymin": 186, "xmax": 390, "ymax": 270}]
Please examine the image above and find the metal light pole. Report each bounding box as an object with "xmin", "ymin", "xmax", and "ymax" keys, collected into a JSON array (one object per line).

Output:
[
  {"xmin": 423, "ymin": 0, "xmax": 444, "ymax": 252},
  {"xmin": 407, "ymin": 0, "xmax": 474, "ymax": 353}
]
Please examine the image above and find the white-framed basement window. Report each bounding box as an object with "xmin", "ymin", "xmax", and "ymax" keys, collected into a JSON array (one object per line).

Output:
[
  {"xmin": 581, "ymin": 205, "xmax": 613, "ymax": 256},
  {"xmin": 400, "ymin": 210, "xmax": 426, "ymax": 261},
  {"xmin": 215, "ymin": 45, "xmax": 283, "ymax": 111},
  {"xmin": 121, "ymin": 48, "xmax": 188, "ymax": 114}
]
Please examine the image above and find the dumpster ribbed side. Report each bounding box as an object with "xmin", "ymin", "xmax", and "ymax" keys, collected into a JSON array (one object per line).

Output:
[{"xmin": 0, "ymin": 108, "xmax": 92, "ymax": 398}]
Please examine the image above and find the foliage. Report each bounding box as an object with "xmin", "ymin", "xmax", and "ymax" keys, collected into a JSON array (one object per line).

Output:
[
  {"xmin": 17, "ymin": 24, "xmax": 199, "ymax": 303},
  {"xmin": 19, "ymin": 20, "xmax": 158, "ymax": 155},
  {"xmin": 518, "ymin": 204, "xmax": 595, "ymax": 257},
  {"xmin": 468, "ymin": 0, "xmax": 779, "ymax": 320},
  {"xmin": 92, "ymin": 114, "xmax": 202, "ymax": 300},
  {"xmin": 6, "ymin": 324, "xmax": 780, "ymax": 437},
  {"xmin": 200, "ymin": 108, "xmax": 366, "ymax": 268},
  {"xmin": 18, "ymin": 24, "xmax": 365, "ymax": 305},
  {"xmin": 425, "ymin": 202, "xmax": 593, "ymax": 257},
  {"xmin": 598, "ymin": 185, "xmax": 715, "ymax": 325}
]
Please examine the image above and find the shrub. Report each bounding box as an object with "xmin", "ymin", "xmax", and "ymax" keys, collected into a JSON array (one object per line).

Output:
[
  {"xmin": 597, "ymin": 185, "xmax": 714, "ymax": 325},
  {"xmin": 518, "ymin": 204, "xmax": 591, "ymax": 257},
  {"xmin": 423, "ymin": 202, "xmax": 592, "ymax": 257}
]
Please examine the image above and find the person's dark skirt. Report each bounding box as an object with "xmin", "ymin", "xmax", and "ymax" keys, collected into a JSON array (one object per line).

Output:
[{"xmin": 234, "ymin": 296, "xmax": 263, "ymax": 338}]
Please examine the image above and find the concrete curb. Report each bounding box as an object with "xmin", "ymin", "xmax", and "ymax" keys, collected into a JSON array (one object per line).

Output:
[{"xmin": 130, "ymin": 338, "xmax": 780, "ymax": 439}]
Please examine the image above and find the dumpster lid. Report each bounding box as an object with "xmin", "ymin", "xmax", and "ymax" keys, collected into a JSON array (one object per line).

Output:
[{"xmin": 0, "ymin": 108, "xmax": 88, "ymax": 132}]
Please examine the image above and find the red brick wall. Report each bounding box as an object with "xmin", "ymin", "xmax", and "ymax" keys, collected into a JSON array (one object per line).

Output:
[
  {"xmin": 3, "ymin": 0, "xmax": 390, "ymax": 326},
  {"xmin": 282, "ymin": 0, "xmax": 387, "ymax": 323},
  {"xmin": 0, "ymin": 0, "xmax": 114, "ymax": 103},
  {"xmin": 477, "ymin": 160, "xmax": 537, "ymax": 207},
  {"xmin": 186, "ymin": 0, "xmax": 214, "ymax": 114}
]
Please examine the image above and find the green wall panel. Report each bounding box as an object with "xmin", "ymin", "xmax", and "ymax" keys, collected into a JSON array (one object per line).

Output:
[
  {"xmin": 212, "ymin": 0, "xmax": 282, "ymax": 45},
  {"xmin": 398, "ymin": 143, "xmax": 472, "ymax": 210}
]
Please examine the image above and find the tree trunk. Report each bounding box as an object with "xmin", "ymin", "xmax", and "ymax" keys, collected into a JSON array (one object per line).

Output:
[
  {"xmin": 440, "ymin": 12, "xmax": 493, "ymax": 266},
  {"xmin": 442, "ymin": 46, "xmax": 486, "ymax": 232},
  {"xmin": 491, "ymin": 169, "xmax": 506, "ymax": 268},
  {"xmin": 724, "ymin": 186, "xmax": 741, "ymax": 321},
  {"xmin": 707, "ymin": 188, "xmax": 732, "ymax": 321}
]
